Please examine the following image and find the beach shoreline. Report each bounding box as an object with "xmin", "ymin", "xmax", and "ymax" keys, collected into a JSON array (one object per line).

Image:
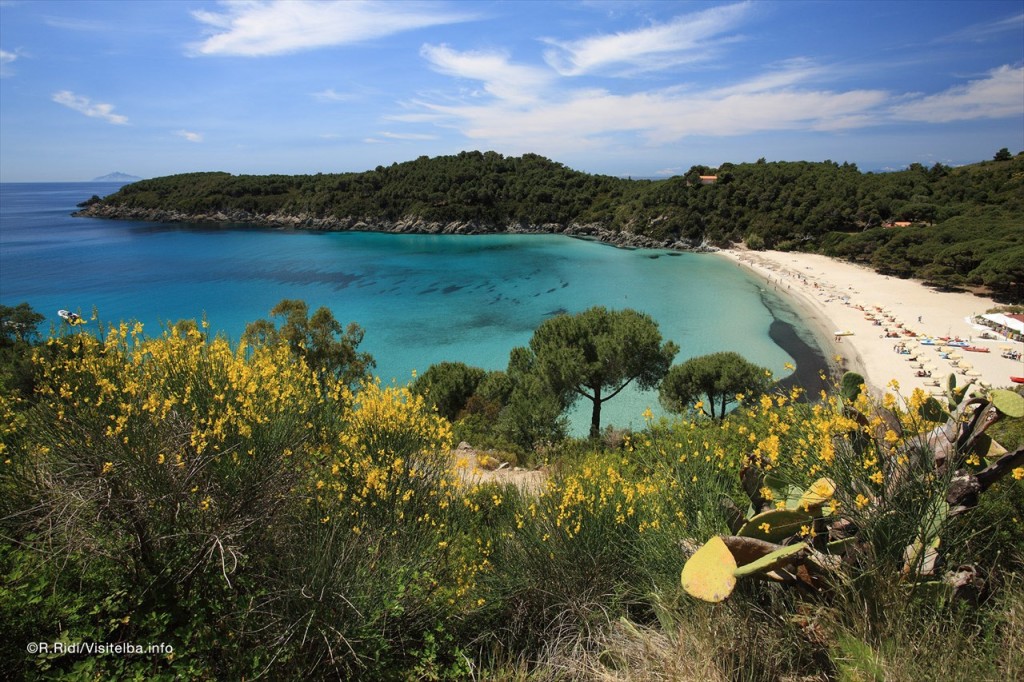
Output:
[{"xmin": 717, "ymin": 248, "xmax": 1024, "ymax": 399}]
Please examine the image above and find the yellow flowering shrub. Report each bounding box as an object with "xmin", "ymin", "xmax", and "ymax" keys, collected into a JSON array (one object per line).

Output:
[
  {"xmin": 16, "ymin": 320, "xmax": 347, "ymax": 597},
  {"xmin": 317, "ymin": 379, "xmax": 456, "ymax": 534}
]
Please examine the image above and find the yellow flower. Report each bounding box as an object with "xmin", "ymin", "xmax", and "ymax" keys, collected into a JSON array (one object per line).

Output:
[
  {"xmin": 1012, "ymin": 467, "xmax": 1024, "ymax": 480},
  {"xmin": 199, "ymin": 497, "xmax": 211, "ymax": 511},
  {"xmin": 869, "ymin": 470, "xmax": 884, "ymax": 486},
  {"xmin": 758, "ymin": 522, "xmax": 771, "ymax": 533},
  {"xmin": 855, "ymin": 494, "xmax": 870, "ymax": 509},
  {"xmin": 156, "ymin": 454, "xmax": 165, "ymax": 465},
  {"xmin": 101, "ymin": 461, "xmax": 114, "ymax": 475}
]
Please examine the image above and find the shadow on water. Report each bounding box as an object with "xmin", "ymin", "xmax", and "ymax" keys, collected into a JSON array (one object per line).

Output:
[
  {"xmin": 758, "ymin": 287, "xmax": 834, "ymax": 400},
  {"xmin": 770, "ymin": 318, "xmax": 831, "ymax": 399}
]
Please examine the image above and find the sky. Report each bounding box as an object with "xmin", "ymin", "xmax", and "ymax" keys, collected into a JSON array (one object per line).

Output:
[{"xmin": 0, "ymin": 0, "xmax": 1022, "ymax": 182}]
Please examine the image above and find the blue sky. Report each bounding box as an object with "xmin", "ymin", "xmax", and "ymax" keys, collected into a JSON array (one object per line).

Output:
[{"xmin": 1, "ymin": 0, "xmax": 1021, "ymax": 181}]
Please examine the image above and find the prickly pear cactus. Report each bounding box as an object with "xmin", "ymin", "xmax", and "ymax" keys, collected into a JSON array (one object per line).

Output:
[
  {"xmin": 797, "ymin": 478, "xmax": 835, "ymax": 511},
  {"xmin": 840, "ymin": 372, "xmax": 865, "ymax": 402},
  {"xmin": 738, "ymin": 508, "xmax": 813, "ymax": 543},
  {"xmin": 681, "ymin": 536, "xmax": 737, "ymax": 602},
  {"xmin": 733, "ymin": 542, "xmax": 808, "ymax": 578},
  {"xmin": 990, "ymin": 389, "xmax": 1024, "ymax": 418}
]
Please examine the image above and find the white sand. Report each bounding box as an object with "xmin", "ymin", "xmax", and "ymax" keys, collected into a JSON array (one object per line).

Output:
[{"xmin": 717, "ymin": 248, "xmax": 1024, "ymax": 398}]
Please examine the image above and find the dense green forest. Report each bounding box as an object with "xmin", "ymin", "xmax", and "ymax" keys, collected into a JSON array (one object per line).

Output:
[{"xmin": 78, "ymin": 150, "xmax": 1024, "ymax": 301}]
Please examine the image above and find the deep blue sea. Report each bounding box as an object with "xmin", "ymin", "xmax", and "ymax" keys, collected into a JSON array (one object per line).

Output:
[{"xmin": 0, "ymin": 182, "xmax": 821, "ymax": 434}]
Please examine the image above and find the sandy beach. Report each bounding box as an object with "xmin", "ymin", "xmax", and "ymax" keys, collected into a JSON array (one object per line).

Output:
[{"xmin": 717, "ymin": 248, "xmax": 1024, "ymax": 399}]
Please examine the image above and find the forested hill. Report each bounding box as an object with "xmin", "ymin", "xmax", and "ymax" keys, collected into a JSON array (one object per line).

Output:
[{"xmin": 75, "ymin": 150, "xmax": 1024, "ymax": 300}]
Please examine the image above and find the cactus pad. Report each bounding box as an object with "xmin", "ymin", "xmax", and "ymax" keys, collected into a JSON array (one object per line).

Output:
[
  {"xmin": 797, "ymin": 478, "xmax": 836, "ymax": 511},
  {"xmin": 733, "ymin": 541, "xmax": 808, "ymax": 578},
  {"xmin": 918, "ymin": 396, "xmax": 950, "ymax": 423},
  {"xmin": 990, "ymin": 389, "xmax": 1024, "ymax": 418},
  {"xmin": 738, "ymin": 508, "xmax": 813, "ymax": 543},
  {"xmin": 840, "ymin": 372, "xmax": 865, "ymax": 402},
  {"xmin": 681, "ymin": 536, "xmax": 737, "ymax": 603}
]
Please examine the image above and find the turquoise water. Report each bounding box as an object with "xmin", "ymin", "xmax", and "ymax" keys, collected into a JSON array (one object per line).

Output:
[{"xmin": 0, "ymin": 182, "xmax": 807, "ymax": 434}]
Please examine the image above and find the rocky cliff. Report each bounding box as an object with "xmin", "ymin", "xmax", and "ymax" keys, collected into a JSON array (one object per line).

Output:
[{"xmin": 73, "ymin": 204, "xmax": 716, "ymax": 252}]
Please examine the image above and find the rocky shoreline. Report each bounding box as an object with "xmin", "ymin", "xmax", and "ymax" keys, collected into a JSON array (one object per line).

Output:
[{"xmin": 73, "ymin": 204, "xmax": 717, "ymax": 252}]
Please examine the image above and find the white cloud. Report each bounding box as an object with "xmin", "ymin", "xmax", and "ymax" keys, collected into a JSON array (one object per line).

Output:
[
  {"xmin": 420, "ymin": 44, "xmax": 553, "ymax": 104},
  {"xmin": 175, "ymin": 130, "xmax": 203, "ymax": 142},
  {"xmin": 312, "ymin": 88, "xmax": 357, "ymax": 102},
  {"xmin": 52, "ymin": 90, "xmax": 128, "ymax": 125},
  {"xmin": 378, "ymin": 131, "xmax": 438, "ymax": 140},
  {"xmin": 363, "ymin": 131, "xmax": 439, "ymax": 144},
  {"xmin": 542, "ymin": 2, "xmax": 752, "ymax": 76},
  {"xmin": 938, "ymin": 12, "xmax": 1024, "ymax": 44},
  {"xmin": 888, "ymin": 65, "xmax": 1024, "ymax": 123},
  {"xmin": 0, "ymin": 48, "xmax": 16, "ymax": 77},
  {"xmin": 401, "ymin": 55, "xmax": 889, "ymax": 155},
  {"xmin": 42, "ymin": 16, "xmax": 112, "ymax": 32},
  {"xmin": 190, "ymin": 0, "xmax": 476, "ymax": 57}
]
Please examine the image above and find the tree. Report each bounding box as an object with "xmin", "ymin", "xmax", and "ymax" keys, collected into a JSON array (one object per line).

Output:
[
  {"xmin": 994, "ymin": 147, "xmax": 1012, "ymax": 162},
  {"xmin": 412, "ymin": 361, "xmax": 486, "ymax": 421},
  {"xmin": 0, "ymin": 303, "xmax": 45, "ymax": 346},
  {"xmin": 497, "ymin": 347, "xmax": 568, "ymax": 450},
  {"xmin": 0, "ymin": 302, "xmax": 46, "ymax": 398},
  {"xmin": 242, "ymin": 299, "xmax": 374, "ymax": 389},
  {"xmin": 523, "ymin": 307, "xmax": 678, "ymax": 439},
  {"xmin": 659, "ymin": 352, "xmax": 772, "ymax": 420}
]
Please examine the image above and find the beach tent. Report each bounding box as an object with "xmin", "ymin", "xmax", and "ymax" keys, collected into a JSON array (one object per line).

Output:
[{"xmin": 981, "ymin": 313, "xmax": 1024, "ymax": 341}]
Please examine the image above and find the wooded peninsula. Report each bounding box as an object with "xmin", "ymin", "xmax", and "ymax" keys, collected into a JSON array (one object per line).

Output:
[{"xmin": 76, "ymin": 149, "xmax": 1024, "ymax": 301}]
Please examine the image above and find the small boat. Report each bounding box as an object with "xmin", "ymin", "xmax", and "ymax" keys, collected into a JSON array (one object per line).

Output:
[
  {"xmin": 58, "ymin": 309, "xmax": 86, "ymax": 326},
  {"xmin": 833, "ymin": 330, "xmax": 854, "ymax": 337},
  {"xmin": 1011, "ymin": 377, "xmax": 1024, "ymax": 384},
  {"xmin": 963, "ymin": 346, "xmax": 990, "ymax": 353}
]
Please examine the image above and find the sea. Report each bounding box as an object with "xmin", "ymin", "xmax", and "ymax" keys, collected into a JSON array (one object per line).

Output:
[{"xmin": 0, "ymin": 182, "xmax": 828, "ymax": 435}]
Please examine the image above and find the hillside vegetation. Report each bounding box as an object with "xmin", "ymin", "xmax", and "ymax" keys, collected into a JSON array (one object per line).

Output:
[
  {"xmin": 2, "ymin": 304, "xmax": 1023, "ymax": 680},
  {"xmin": 78, "ymin": 150, "xmax": 1024, "ymax": 300}
]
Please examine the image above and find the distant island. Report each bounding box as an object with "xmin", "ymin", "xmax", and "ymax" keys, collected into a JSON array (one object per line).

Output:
[
  {"xmin": 74, "ymin": 150, "xmax": 1023, "ymax": 302},
  {"xmin": 92, "ymin": 172, "xmax": 143, "ymax": 183}
]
